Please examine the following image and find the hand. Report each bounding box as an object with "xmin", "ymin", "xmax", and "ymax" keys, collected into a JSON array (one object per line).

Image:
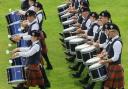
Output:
[
  {"xmin": 12, "ymin": 48, "xmax": 19, "ymax": 54},
  {"xmin": 93, "ymin": 42, "xmax": 99, "ymax": 48},
  {"xmin": 99, "ymin": 60, "xmax": 106, "ymax": 64},
  {"xmin": 21, "ymin": 20, "xmax": 28, "ymax": 27},
  {"xmin": 11, "ymin": 35, "xmax": 21, "ymax": 42},
  {"xmin": 87, "ymin": 41, "xmax": 93, "ymax": 45},
  {"xmin": 12, "ymin": 52, "xmax": 19, "ymax": 59}
]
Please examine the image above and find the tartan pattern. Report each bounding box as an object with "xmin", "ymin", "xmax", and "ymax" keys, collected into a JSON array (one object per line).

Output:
[
  {"xmin": 25, "ymin": 64, "xmax": 44, "ymax": 87},
  {"xmin": 40, "ymin": 31, "xmax": 48, "ymax": 54},
  {"xmin": 104, "ymin": 64, "xmax": 124, "ymax": 88}
]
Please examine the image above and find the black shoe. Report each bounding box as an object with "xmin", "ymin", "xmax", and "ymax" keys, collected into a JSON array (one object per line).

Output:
[
  {"xmin": 59, "ymin": 38, "xmax": 64, "ymax": 43},
  {"xmin": 83, "ymin": 84, "xmax": 91, "ymax": 89},
  {"xmin": 46, "ymin": 65, "xmax": 53, "ymax": 70},
  {"xmin": 79, "ymin": 79, "xmax": 88, "ymax": 84},
  {"xmin": 72, "ymin": 72, "xmax": 80, "ymax": 78},
  {"xmin": 61, "ymin": 43, "xmax": 66, "ymax": 48},
  {"xmin": 65, "ymin": 57, "xmax": 75, "ymax": 62},
  {"xmin": 69, "ymin": 65, "xmax": 78, "ymax": 71},
  {"xmin": 64, "ymin": 51, "xmax": 72, "ymax": 56},
  {"xmin": 45, "ymin": 82, "xmax": 51, "ymax": 88},
  {"xmin": 59, "ymin": 33, "xmax": 63, "ymax": 37}
]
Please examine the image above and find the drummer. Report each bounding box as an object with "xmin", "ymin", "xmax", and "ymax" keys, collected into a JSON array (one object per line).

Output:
[
  {"xmin": 12, "ymin": 30, "xmax": 45, "ymax": 89},
  {"xmin": 12, "ymin": 10, "xmax": 51, "ymax": 88},
  {"xmin": 34, "ymin": 2, "xmax": 53, "ymax": 70},
  {"xmin": 19, "ymin": 0, "xmax": 37, "ymax": 15},
  {"xmin": 99, "ymin": 23, "xmax": 124, "ymax": 89}
]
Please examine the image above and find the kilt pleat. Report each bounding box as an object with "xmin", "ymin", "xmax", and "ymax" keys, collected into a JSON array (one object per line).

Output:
[
  {"xmin": 25, "ymin": 64, "xmax": 44, "ymax": 87},
  {"xmin": 40, "ymin": 31, "xmax": 48, "ymax": 54},
  {"xmin": 104, "ymin": 64, "xmax": 124, "ymax": 88}
]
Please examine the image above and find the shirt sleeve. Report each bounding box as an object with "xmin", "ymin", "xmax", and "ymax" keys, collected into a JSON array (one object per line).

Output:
[
  {"xmin": 19, "ymin": 47, "xmax": 30, "ymax": 52},
  {"xmin": 31, "ymin": 23, "xmax": 39, "ymax": 31},
  {"xmin": 18, "ymin": 44, "xmax": 40, "ymax": 57},
  {"xmin": 28, "ymin": 6, "xmax": 35, "ymax": 11},
  {"xmin": 93, "ymin": 25, "xmax": 99, "ymax": 36},
  {"xmin": 37, "ymin": 14, "xmax": 43, "ymax": 23},
  {"xmin": 111, "ymin": 41, "xmax": 122, "ymax": 62}
]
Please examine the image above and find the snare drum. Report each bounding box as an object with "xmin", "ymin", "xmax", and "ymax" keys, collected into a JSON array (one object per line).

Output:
[
  {"xmin": 81, "ymin": 46, "xmax": 97, "ymax": 62},
  {"xmin": 6, "ymin": 11, "xmax": 24, "ymax": 24},
  {"xmin": 7, "ymin": 22, "xmax": 21, "ymax": 35},
  {"xmin": 11, "ymin": 57, "xmax": 27, "ymax": 66},
  {"xmin": 63, "ymin": 26, "xmax": 76, "ymax": 38},
  {"xmin": 64, "ymin": 36, "xmax": 78, "ymax": 52},
  {"xmin": 89, "ymin": 62, "xmax": 107, "ymax": 81},
  {"xmin": 69, "ymin": 38, "xmax": 85, "ymax": 55},
  {"xmin": 61, "ymin": 13, "xmax": 73, "ymax": 22},
  {"xmin": 7, "ymin": 65, "xmax": 26, "ymax": 84},
  {"xmin": 17, "ymin": 39, "xmax": 29, "ymax": 47},
  {"xmin": 85, "ymin": 57, "xmax": 100, "ymax": 67},
  {"xmin": 57, "ymin": 4, "xmax": 68, "ymax": 13},
  {"xmin": 75, "ymin": 43, "xmax": 90, "ymax": 62},
  {"xmin": 62, "ymin": 19, "xmax": 74, "ymax": 29}
]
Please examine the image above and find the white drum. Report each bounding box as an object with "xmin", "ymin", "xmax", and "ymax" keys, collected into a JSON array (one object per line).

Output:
[
  {"xmin": 62, "ymin": 19, "xmax": 74, "ymax": 26},
  {"xmin": 89, "ymin": 62, "xmax": 107, "ymax": 81},
  {"xmin": 75, "ymin": 43, "xmax": 90, "ymax": 62},
  {"xmin": 69, "ymin": 38, "xmax": 85, "ymax": 55},
  {"xmin": 85, "ymin": 57, "xmax": 100, "ymax": 67},
  {"xmin": 64, "ymin": 36, "xmax": 78, "ymax": 52},
  {"xmin": 63, "ymin": 27, "xmax": 76, "ymax": 38},
  {"xmin": 57, "ymin": 4, "xmax": 68, "ymax": 13},
  {"xmin": 61, "ymin": 13, "xmax": 73, "ymax": 19},
  {"xmin": 80, "ymin": 46, "xmax": 97, "ymax": 62}
]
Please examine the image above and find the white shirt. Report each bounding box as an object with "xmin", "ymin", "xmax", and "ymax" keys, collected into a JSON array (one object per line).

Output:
[
  {"xmin": 110, "ymin": 35, "xmax": 122, "ymax": 62},
  {"xmin": 18, "ymin": 41, "xmax": 40, "ymax": 57},
  {"xmin": 37, "ymin": 10, "xmax": 43, "ymax": 23}
]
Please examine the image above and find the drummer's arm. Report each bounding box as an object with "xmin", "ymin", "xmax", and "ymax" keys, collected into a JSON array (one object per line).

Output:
[{"xmin": 13, "ymin": 44, "xmax": 40, "ymax": 58}]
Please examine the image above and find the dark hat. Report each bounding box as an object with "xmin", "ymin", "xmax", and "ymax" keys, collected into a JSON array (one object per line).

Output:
[
  {"xmin": 30, "ymin": 30, "xmax": 40, "ymax": 37},
  {"xmin": 90, "ymin": 12, "xmax": 99, "ymax": 19},
  {"xmin": 25, "ymin": 10, "xmax": 36, "ymax": 17},
  {"xmin": 29, "ymin": 0, "xmax": 36, "ymax": 2},
  {"xmin": 81, "ymin": 7, "xmax": 90, "ymax": 12},
  {"xmin": 103, "ymin": 22, "xmax": 111, "ymax": 31},
  {"xmin": 99, "ymin": 10, "xmax": 111, "ymax": 18},
  {"xmin": 34, "ymin": 2, "xmax": 43, "ymax": 9},
  {"xmin": 108, "ymin": 23, "xmax": 119, "ymax": 31}
]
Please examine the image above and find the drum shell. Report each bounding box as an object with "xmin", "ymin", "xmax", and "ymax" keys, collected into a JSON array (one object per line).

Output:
[
  {"xmin": 7, "ymin": 22, "xmax": 21, "ymax": 35},
  {"xmin": 17, "ymin": 39, "xmax": 29, "ymax": 47},
  {"xmin": 89, "ymin": 63, "xmax": 107, "ymax": 81},
  {"xmin": 6, "ymin": 11, "xmax": 24, "ymax": 24},
  {"xmin": 69, "ymin": 38, "xmax": 86, "ymax": 55},
  {"xmin": 75, "ymin": 44, "xmax": 90, "ymax": 62},
  {"xmin": 81, "ymin": 46, "xmax": 97, "ymax": 62},
  {"xmin": 63, "ymin": 27, "xmax": 76, "ymax": 38},
  {"xmin": 11, "ymin": 57, "xmax": 27, "ymax": 66},
  {"xmin": 64, "ymin": 36, "xmax": 78, "ymax": 52},
  {"xmin": 7, "ymin": 65, "xmax": 26, "ymax": 84}
]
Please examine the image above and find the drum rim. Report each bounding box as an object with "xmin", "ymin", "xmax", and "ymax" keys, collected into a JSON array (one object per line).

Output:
[
  {"xmin": 81, "ymin": 46, "xmax": 96, "ymax": 53},
  {"xmin": 8, "ymin": 79, "xmax": 26, "ymax": 84},
  {"xmin": 7, "ymin": 65, "xmax": 25, "ymax": 69},
  {"xmin": 86, "ymin": 57, "xmax": 100, "ymax": 65},
  {"xmin": 69, "ymin": 38, "xmax": 85, "ymax": 43},
  {"xmin": 89, "ymin": 63, "xmax": 105, "ymax": 70}
]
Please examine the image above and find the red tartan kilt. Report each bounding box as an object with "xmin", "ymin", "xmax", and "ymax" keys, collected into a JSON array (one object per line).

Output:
[
  {"xmin": 104, "ymin": 64, "xmax": 124, "ymax": 88},
  {"xmin": 39, "ymin": 31, "xmax": 47, "ymax": 54},
  {"xmin": 25, "ymin": 64, "xmax": 44, "ymax": 87}
]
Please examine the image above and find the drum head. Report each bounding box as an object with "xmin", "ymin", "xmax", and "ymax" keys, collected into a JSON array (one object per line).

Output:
[
  {"xmin": 89, "ymin": 62, "xmax": 103, "ymax": 70},
  {"xmin": 86, "ymin": 57, "xmax": 100, "ymax": 65},
  {"xmin": 69, "ymin": 38, "xmax": 85, "ymax": 44},
  {"xmin": 75, "ymin": 43, "xmax": 90, "ymax": 51},
  {"xmin": 63, "ymin": 27, "xmax": 76, "ymax": 33},
  {"xmin": 64, "ymin": 36, "xmax": 78, "ymax": 42},
  {"xmin": 81, "ymin": 46, "xmax": 96, "ymax": 54}
]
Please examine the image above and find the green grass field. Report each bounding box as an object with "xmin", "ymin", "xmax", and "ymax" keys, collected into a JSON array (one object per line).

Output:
[{"xmin": 0, "ymin": 0, "xmax": 128, "ymax": 89}]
